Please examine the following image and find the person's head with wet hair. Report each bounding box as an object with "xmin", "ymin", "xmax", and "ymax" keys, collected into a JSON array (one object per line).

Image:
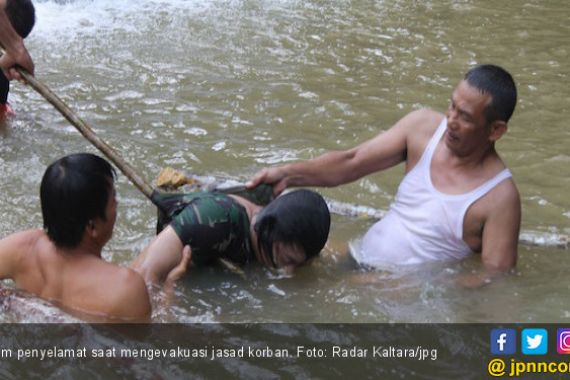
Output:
[
  {"xmin": 254, "ymin": 189, "xmax": 330, "ymax": 272},
  {"xmin": 40, "ymin": 153, "xmax": 116, "ymax": 248},
  {"xmin": 463, "ymin": 64, "xmax": 517, "ymax": 125},
  {"xmin": 4, "ymin": 0, "xmax": 35, "ymax": 38}
]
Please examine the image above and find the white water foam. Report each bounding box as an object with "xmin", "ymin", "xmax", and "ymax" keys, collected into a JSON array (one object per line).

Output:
[{"xmin": 32, "ymin": 0, "xmax": 214, "ymax": 42}]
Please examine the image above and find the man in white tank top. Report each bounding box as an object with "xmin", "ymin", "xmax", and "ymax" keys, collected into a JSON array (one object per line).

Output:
[{"xmin": 247, "ymin": 64, "xmax": 521, "ymax": 271}]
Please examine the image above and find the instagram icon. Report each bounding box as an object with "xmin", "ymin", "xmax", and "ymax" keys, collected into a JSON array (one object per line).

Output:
[{"xmin": 557, "ymin": 329, "xmax": 570, "ymax": 354}]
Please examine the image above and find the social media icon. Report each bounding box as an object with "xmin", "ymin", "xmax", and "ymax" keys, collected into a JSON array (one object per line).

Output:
[
  {"xmin": 491, "ymin": 329, "xmax": 516, "ymax": 355},
  {"xmin": 557, "ymin": 328, "xmax": 570, "ymax": 354},
  {"xmin": 522, "ymin": 329, "xmax": 548, "ymax": 355}
]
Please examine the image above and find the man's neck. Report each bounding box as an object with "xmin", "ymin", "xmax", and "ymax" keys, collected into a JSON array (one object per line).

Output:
[
  {"xmin": 445, "ymin": 142, "xmax": 498, "ymax": 171},
  {"xmin": 57, "ymin": 240, "xmax": 103, "ymax": 259}
]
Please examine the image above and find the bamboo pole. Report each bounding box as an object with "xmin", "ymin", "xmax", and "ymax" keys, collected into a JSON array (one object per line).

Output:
[
  {"xmin": 5, "ymin": 62, "xmax": 246, "ymax": 276},
  {"xmin": 16, "ymin": 68, "xmax": 155, "ymax": 199}
]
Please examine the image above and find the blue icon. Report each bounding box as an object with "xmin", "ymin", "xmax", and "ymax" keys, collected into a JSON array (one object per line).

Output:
[
  {"xmin": 491, "ymin": 329, "xmax": 516, "ymax": 355},
  {"xmin": 522, "ymin": 329, "xmax": 548, "ymax": 355}
]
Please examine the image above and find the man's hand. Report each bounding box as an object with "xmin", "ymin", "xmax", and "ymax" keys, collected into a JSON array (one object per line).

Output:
[
  {"xmin": 0, "ymin": 46, "xmax": 34, "ymax": 81},
  {"xmin": 246, "ymin": 167, "xmax": 288, "ymax": 195},
  {"xmin": 165, "ymin": 245, "xmax": 192, "ymax": 285},
  {"xmin": 0, "ymin": 0, "xmax": 35, "ymax": 82}
]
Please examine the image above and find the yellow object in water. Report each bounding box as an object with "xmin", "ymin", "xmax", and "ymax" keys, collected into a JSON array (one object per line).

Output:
[{"xmin": 156, "ymin": 167, "xmax": 195, "ymax": 189}]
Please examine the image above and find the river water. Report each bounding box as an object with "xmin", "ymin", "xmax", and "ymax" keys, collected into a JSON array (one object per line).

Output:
[{"xmin": 0, "ymin": 0, "xmax": 568, "ymax": 334}]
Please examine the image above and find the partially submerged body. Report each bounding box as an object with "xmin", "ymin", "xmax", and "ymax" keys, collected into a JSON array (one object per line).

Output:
[
  {"xmin": 132, "ymin": 188, "xmax": 331, "ymax": 284},
  {"xmin": 152, "ymin": 190, "xmax": 256, "ymax": 266},
  {"xmin": 0, "ymin": 231, "xmax": 151, "ymax": 322},
  {"xmin": 0, "ymin": 154, "xmax": 153, "ymax": 321},
  {"xmin": 248, "ymin": 65, "xmax": 521, "ymax": 272},
  {"xmin": 354, "ymin": 112, "xmax": 519, "ymax": 268}
]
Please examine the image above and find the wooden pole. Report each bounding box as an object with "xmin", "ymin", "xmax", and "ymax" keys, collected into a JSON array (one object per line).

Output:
[
  {"xmin": 15, "ymin": 68, "xmax": 155, "ymax": 200},
  {"xmin": 8, "ymin": 64, "xmax": 248, "ymax": 276}
]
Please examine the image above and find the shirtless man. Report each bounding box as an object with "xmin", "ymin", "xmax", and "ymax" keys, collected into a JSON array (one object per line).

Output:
[
  {"xmin": 0, "ymin": 0, "xmax": 35, "ymax": 81},
  {"xmin": 0, "ymin": 153, "xmax": 188, "ymax": 321},
  {"xmin": 248, "ymin": 64, "xmax": 520, "ymax": 272}
]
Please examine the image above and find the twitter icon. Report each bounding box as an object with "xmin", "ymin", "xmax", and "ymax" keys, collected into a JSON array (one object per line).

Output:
[{"xmin": 522, "ymin": 329, "xmax": 548, "ymax": 355}]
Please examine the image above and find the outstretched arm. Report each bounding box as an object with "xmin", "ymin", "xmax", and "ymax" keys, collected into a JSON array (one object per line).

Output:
[{"xmin": 246, "ymin": 109, "xmax": 428, "ymax": 195}]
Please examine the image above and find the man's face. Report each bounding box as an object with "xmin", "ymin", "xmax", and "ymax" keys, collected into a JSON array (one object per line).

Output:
[
  {"xmin": 445, "ymin": 80, "xmax": 493, "ymax": 156},
  {"xmin": 272, "ymin": 242, "xmax": 307, "ymax": 275},
  {"xmin": 251, "ymin": 224, "xmax": 307, "ymax": 274}
]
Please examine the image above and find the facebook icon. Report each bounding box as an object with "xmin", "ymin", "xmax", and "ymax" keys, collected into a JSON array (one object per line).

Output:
[{"xmin": 491, "ymin": 329, "xmax": 517, "ymax": 355}]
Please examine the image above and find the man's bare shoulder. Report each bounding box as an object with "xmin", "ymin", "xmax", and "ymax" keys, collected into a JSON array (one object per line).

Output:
[
  {"xmin": 0, "ymin": 229, "xmax": 45, "ymax": 260},
  {"xmin": 1, "ymin": 229, "xmax": 44, "ymax": 245},
  {"xmin": 469, "ymin": 175, "xmax": 520, "ymax": 217},
  {"xmin": 401, "ymin": 109, "xmax": 445, "ymax": 164},
  {"xmin": 406, "ymin": 108, "xmax": 444, "ymax": 122},
  {"xmin": 104, "ymin": 267, "xmax": 152, "ymax": 322},
  {"xmin": 484, "ymin": 177, "xmax": 521, "ymax": 214},
  {"xmin": 402, "ymin": 108, "xmax": 444, "ymax": 136},
  {"xmin": 45, "ymin": 260, "xmax": 151, "ymax": 322}
]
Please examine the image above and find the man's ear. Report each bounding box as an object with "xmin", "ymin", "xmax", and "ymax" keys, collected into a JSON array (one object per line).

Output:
[
  {"xmin": 86, "ymin": 220, "xmax": 97, "ymax": 238},
  {"xmin": 489, "ymin": 120, "xmax": 508, "ymax": 142}
]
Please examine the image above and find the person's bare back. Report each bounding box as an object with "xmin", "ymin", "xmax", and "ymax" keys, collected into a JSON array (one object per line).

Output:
[
  {"xmin": 2, "ymin": 229, "xmax": 151, "ymax": 322},
  {"xmin": 0, "ymin": 154, "xmax": 152, "ymax": 322}
]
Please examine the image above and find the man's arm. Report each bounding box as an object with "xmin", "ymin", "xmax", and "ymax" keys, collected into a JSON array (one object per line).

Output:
[
  {"xmin": 131, "ymin": 226, "xmax": 190, "ymax": 285},
  {"xmin": 0, "ymin": 0, "xmax": 34, "ymax": 80},
  {"xmin": 247, "ymin": 109, "xmax": 433, "ymax": 194},
  {"xmin": 480, "ymin": 180, "xmax": 521, "ymax": 271}
]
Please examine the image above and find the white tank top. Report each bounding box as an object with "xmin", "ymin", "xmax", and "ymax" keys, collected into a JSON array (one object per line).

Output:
[{"xmin": 354, "ymin": 118, "xmax": 512, "ymax": 266}]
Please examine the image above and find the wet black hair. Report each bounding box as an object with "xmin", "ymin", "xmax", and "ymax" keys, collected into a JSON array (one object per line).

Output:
[
  {"xmin": 464, "ymin": 64, "xmax": 517, "ymax": 124},
  {"xmin": 254, "ymin": 189, "xmax": 331, "ymax": 268},
  {"xmin": 40, "ymin": 153, "xmax": 116, "ymax": 248},
  {"xmin": 5, "ymin": 0, "xmax": 35, "ymax": 38}
]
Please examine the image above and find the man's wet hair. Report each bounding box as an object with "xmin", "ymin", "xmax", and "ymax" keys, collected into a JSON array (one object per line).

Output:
[
  {"xmin": 464, "ymin": 64, "xmax": 517, "ymax": 124},
  {"xmin": 254, "ymin": 189, "xmax": 331, "ymax": 268},
  {"xmin": 5, "ymin": 0, "xmax": 35, "ymax": 38},
  {"xmin": 41, "ymin": 153, "xmax": 116, "ymax": 248}
]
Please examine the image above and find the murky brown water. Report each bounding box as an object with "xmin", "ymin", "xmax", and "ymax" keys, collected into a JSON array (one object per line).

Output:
[{"xmin": 1, "ymin": 0, "xmax": 569, "ymax": 329}]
